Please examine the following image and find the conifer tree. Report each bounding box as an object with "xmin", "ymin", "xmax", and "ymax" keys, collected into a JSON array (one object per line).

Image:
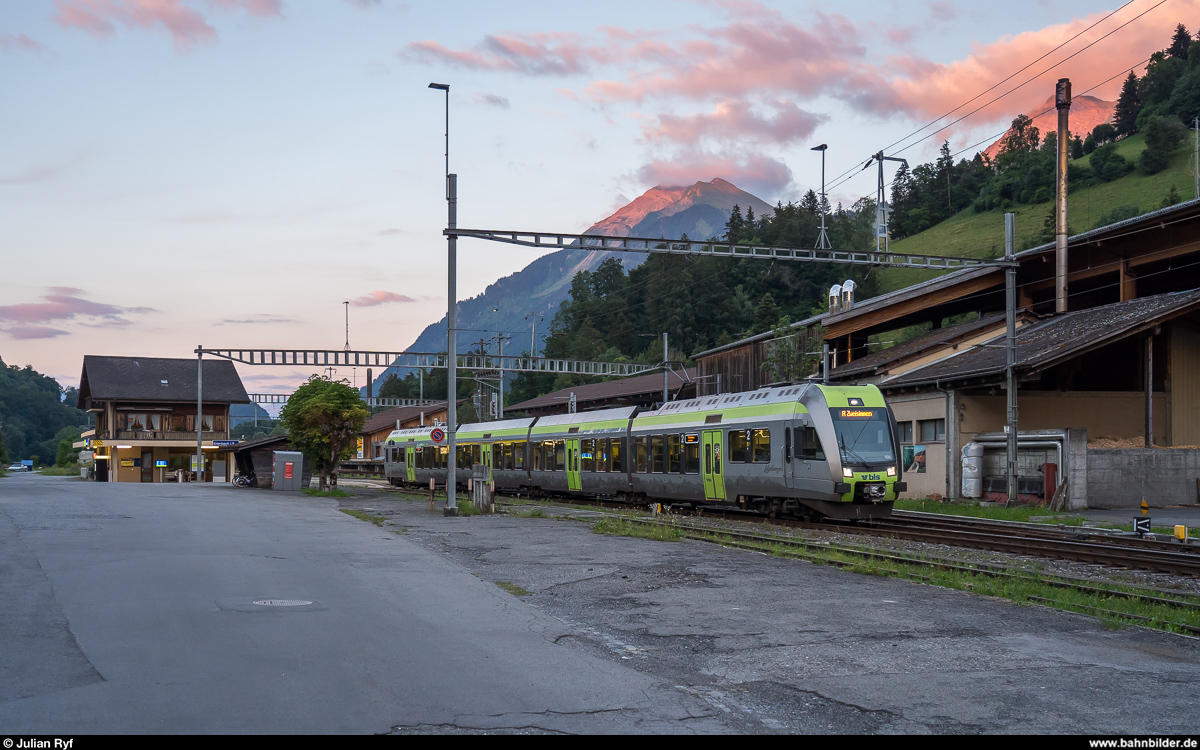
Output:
[
  {"xmin": 1114, "ymin": 71, "xmax": 1142, "ymax": 136},
  {"xmin": 1168, "ymin": 23, "xmax": 1192, "ymax": 60}
]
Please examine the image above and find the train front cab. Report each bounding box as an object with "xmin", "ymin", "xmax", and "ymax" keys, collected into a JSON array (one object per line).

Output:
[{"xmin": 798, "ymin": 385, "xmax": 905, "ymax": 520}]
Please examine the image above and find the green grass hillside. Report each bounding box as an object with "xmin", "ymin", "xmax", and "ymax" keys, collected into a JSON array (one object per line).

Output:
[{"xmin": 879, "ymin": 133, "xmax": 1196, "ymax": 293}]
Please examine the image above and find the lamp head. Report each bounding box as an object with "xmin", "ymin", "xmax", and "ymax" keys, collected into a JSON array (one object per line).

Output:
[
  {"xmin": 428, "ymin": 82, "xmax": 449, "ymax": 91},
  {"xmin": 811, "ymin": 144, "xmax": 828, "ymax": 152}
]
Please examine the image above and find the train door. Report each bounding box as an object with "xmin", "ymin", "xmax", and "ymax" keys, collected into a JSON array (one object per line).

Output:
[
  {"xmin": 405, "ymin": 446, "xmax": 416, "ymax": 482},
  {"xmin": 566, "ymin": 438, "xmax": 581, "ymax": 491},
  {"xmin": 482, "ymin": 443, "xmax": 493, "ymax": 482},
  {"xmin": 783, "ymin": 426, "xmax": 795, "ymax": 489},
  {"xmin": 702, "ymin": 430, "xmax": 726, "ymax": 501}
]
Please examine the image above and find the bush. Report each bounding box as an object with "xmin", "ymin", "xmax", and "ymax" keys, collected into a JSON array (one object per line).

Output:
[
  {"xmin": 1139, "ymin": 115, "xmax": 1188, "ymax": 174},
  {"xmin": 1095, "ymin": 204, "xmax": 1143, "ymax": 228}
]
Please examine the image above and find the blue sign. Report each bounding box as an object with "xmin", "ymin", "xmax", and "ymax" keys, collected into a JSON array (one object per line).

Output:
[{"xmin": 155, "ymin": 460, "xmax": 168, "ymax": 468}]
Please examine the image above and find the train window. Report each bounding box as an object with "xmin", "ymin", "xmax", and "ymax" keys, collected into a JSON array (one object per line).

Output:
[
  {"xmin": 919, "ymin": 419, "xmax": 945, "ymax": 442},
  {"xmin": 684, "ymin": 440, "xmax": 700, "ymax": 474},
  {"xmin": 667, "ymin": 434, "xmax": 681, "ymax": 473},
  {"xmin": 440, "ymin": 445, "xmax": 449, "ymax": 469},
  {"xmin": 474, "ymin": 444, "xmax": 481, "ymax": 464},
  {"xmin": 555, "ymin": 441, "xmax": 566, "ymax": 471},
  {"xmin": 514, "ymin": 441, "xmax": 525, "ymax": 470},
  {"xmin": 505, "ymin": 442, "xmax": 515, "ymax": 470},
  {"xmin": 800, "ymin": 426, "xmax": 825, "ymax": 460},
  {"xmin": 651, "ymin": 436, "xmax": 665, "ymax": 473},
  {"xmin": 596, "ymin": 439, "xmax": 609, "ymax": 472},
  {"xmin": 581, "ymin": 439, "xmax": 594, "ymax": 472},
  {"xmin": 730, "ymin": 430, "xmax": 748, "ymax": 463},
  {"xmin": 899, "ymin": 421, "xmax": 914, "ymax": 444},
  {"xmin": 751, "ymin": 429, "xmax": 771, "ymax": 463},
  {"xmin": 636, "ymin": 437, "xmax": 648, "ymax": 473},
  {"xmin": 612, "ymin": 438, "xmax": 624, "ymax": 473}
]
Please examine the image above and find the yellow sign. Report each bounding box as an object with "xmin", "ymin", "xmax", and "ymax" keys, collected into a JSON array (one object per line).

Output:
[
  {"xmin": 1141, "ymin": 499, "xmax": 1150, "ymax": 516},
  {"xmin": 93, "ymin": 440, "xmax": 104, "ymax": 447},
  {"xmin": 119, "ymin": 459, "xmax": 135, "ymax": 468}
]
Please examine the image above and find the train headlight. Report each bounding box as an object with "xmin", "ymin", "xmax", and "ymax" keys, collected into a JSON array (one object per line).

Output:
[
  {"xmin": 887, "ymin": 466, "xmax": 896, "ymax": 477},
  {"xmin": 843, "ymin": 467, "xmax": 853, "ymax": 478}
]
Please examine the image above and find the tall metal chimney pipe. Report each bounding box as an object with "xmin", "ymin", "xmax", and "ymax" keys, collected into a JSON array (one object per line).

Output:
[{"xmin": 1055, "ymin": 78, "xmax": 1071, "ymax": 314}]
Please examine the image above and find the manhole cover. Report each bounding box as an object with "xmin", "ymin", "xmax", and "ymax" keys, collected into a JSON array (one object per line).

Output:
[{"xmin": 253, "ymin": 599, "xmax": 314, "ymax": 607}]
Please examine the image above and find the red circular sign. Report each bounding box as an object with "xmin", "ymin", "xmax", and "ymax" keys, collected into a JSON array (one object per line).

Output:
[{"xmin": 430, "ymin": 428, "xmax": 445, "ymax": 443}]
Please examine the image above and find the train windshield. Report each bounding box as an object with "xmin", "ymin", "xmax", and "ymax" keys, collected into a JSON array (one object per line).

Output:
[{"xmin": 828, "ymin": 408, "xmax": 895, "ymax": 467}]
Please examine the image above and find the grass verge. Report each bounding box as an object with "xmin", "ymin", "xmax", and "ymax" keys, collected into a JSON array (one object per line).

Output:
[
  {"xmin": 495, "ymin": 581, "xmax": 531, "ymax": 596},
  {"xmin": 304, "ymin": 488, "xmax": 352, "ymax": 498},
  {"xmin": 592, "ymin": 516, "xmax": 682, "ymax": 542},
  {"xmin": 456, "ymin": 500, "xmax": 483, "ymax": 516},
  {"xmin": 36, "ymin": 464, "xmax": 81, "ymax": 476},
  {"xmin": 686, "ymin": 526, "xmax": 1200, "ymax": 636},
  {"xmin": 515, "ymin": 507, "xmax": 548, "ymax": 518},
  {"xmin": 340, "ymin": 508, "xmax": 386, "ymax": 526}
]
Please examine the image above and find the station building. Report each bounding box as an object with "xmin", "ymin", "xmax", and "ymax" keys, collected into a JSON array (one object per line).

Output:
[{"xmin": 75, "ymin": 355, "xmax": 250, "ymax": 482}]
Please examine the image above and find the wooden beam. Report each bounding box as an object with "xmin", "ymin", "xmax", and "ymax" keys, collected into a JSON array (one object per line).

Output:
[{"xmin": 823, "ymin": 268, "xmax": 1003, "ymax": 339}]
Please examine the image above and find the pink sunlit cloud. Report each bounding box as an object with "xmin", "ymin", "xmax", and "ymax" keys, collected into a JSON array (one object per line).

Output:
[
  {"xmin": 0, "ymin": 291, "xmax": 156, "ymax": 328},
  {"xmin": 53, "ymin": 0, "xmax": 282, "ymax": 51},
  {"xmin": 0, "ymin": 33, "xmax": 49, "ymax": 54},
  {"xmin": 350, "ymin": 291, "xmax": 418, "ymax": 307},
  {"xmin": 5, "ymin": 326, "xmax": 71, "ymax": 340},
  {"xmin": 642, "ymin": 99, "xmax": 827, "ymax": 147},
  {"xmin": 637, "ymin": 151, "xmax": 793, "ymax": 198}
]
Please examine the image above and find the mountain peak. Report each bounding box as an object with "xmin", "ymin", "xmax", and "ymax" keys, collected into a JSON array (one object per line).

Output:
[
  {"xmin": 983, "ymin": 94, "xmax": 1115, "ymax": 159},
  {"xmin": 586, "ymin": 178, "xmax": 772, "ymax": 237}
]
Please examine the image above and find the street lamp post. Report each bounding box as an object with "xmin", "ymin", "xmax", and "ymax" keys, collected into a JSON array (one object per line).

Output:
[
  {"xmin": 429, "ymin": 81, "xmax": 457, "ymax": 516},
  {"xmin": 811, "ymin": 144, "xmax": 830, "ymax": 250}
]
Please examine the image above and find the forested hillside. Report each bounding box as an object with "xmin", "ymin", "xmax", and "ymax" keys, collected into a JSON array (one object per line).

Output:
[
  {"xmin": 505, "ymin": 197, "xmax": 878, "ymax": 404},
  {"xmin": 0, "ymin": 357, "xmax": 88, "ymax": 464}
]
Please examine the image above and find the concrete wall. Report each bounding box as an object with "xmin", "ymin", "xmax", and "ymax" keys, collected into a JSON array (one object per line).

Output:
[
  {"xmin": 888, "ymin": 392, "xmax": 949, "ymax": 499},
  {"xmin": 1086, "ymin": 448, "xmax": 1200, "ymax": 508},
  {"xmin": 961, "ymin": 392, "xmax": 1167, "ymax": 443}
]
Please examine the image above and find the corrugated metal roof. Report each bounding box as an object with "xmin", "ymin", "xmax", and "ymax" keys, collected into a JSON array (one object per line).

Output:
[
  {"xmin": 1016, "ymin": 197, "xmax": 1200, "ymax": 259},
  {"xmin": 361, "ymin": 401, "xmax": 458, "ymax": 434},
  {"xmin": 505, "ymin": 368, "xmax": 696, "ymax": 413},
  {"xmin": 881, "ymin": 288, "xmax": 1200, "ymax": 389},
  {"xmin": 829, "ymin": 313, "xmax": 1007, "ymax": 380}
]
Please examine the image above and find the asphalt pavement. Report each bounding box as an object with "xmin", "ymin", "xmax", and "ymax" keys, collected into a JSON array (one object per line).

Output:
[{"xmin": 0, "ymin": 474, "xmax": 724, "ymax": 734}]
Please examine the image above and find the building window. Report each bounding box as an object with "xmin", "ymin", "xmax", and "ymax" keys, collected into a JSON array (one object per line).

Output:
[
  {"xmin": 899, "ymin": 421, "xmax": 914, "ymax": 444},
  {"xmin": 919, "ymin": 419, "xmax": 946, "ymax": 442}
]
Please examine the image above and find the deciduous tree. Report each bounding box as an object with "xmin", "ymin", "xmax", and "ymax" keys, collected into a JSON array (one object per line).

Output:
[{"xmin": 278, "ymin": 376, "xmax": 368, "ymax": 490}]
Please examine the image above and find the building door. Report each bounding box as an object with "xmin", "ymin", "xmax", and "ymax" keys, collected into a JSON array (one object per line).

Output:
[
  {"xmin": 702, "ymin": 430, "xmax": 726, "ymax": 501},
  {"xmin": 566, "ymin": 438, "xmax": 581, "ymax": 491},
  {"xmin": 405, "ymin": 446, "xmax": 416, "ymax": 482},
  {"xmin": 140, "ymin": 451, "xmax": 153, "ymax": 483}
]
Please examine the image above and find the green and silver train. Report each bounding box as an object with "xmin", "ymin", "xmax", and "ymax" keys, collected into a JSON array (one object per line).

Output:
[{"xmin": 383, "ymin": 383, "xmax": 906, "ymax": 520}]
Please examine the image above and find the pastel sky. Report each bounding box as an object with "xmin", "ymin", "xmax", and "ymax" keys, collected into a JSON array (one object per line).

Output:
[{"xmin": 1, "ymin": 0, "xmax": 1189, "ymax": 393}]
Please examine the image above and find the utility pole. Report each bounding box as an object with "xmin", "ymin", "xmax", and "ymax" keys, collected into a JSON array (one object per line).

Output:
[
  {"xmin": 1054, "ymin": 78, "xmax": 1071, "ymax": 314},
  {"xmin": 662, "ymin": 332, "xmax": 669, "ymax": 405},
  {"xmin": 1193, "ymin": 117, "xmax": 1198, "ymax": 200},
  {"xmin": 495, "ymin": 333, "xmax": 511, "ymax": 419},
  {"xmin": 864, "ymin": 151, "xmax": 908, "ymax": 253},
  {"xmin": 429, "ymin": 81, "xmax": 457, "ymax": 515},
  {"xmin": 196, "ymin": 345, "xmax": 203, "ymax": 484},
  {"xmin": 811, "ymin": 144, "xmax": 830, "ymax": 250},
  {"xmin": 1004, "ymin": 214, "xmax": 1018, "ymax": 507}
]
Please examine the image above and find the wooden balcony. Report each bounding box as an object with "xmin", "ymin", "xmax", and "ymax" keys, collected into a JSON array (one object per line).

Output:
[{"xmin": 115, "ymin": 431, "xmax": 231, "ymax": 441}]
